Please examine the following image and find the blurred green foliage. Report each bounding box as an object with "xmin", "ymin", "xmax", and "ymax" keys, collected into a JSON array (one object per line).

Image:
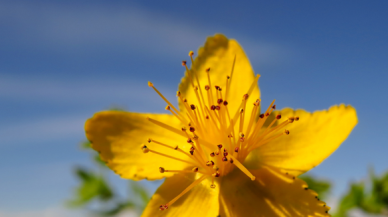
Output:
[
  {"xmin": 334, "ymin": 169, "xmax": 388, "ymax": 217},
  {"xmin": 71, "ymin": 141, "xmax": 388, "ymax": 217},
  {"xmin": 68, "ymin": 141, "xmax": 149, "ymax": 216},
  {"xmin": 300, "ymin": 174, "xmax": 332, "ymax": 200}
]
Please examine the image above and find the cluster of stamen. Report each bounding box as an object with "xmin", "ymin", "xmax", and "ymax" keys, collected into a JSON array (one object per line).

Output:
[{"xmin": 143, "ymin": 51, "xmax": 299, "ymax": 211}]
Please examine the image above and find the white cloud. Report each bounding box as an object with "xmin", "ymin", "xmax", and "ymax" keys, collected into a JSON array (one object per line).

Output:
[
  {"xmin": 0, "ymin": 206, "xmax": 138, "ymax": 217},
  {"xmin": 0, "ymin": 1, "xmax": 289, "ymax": 63},
  {"xmin": 0, "ymin": 115, "xmax": 85, "ymax": 146},
  {"xmin": 0, "ymin": 75, "xmax": 156, "ymax": 103}
]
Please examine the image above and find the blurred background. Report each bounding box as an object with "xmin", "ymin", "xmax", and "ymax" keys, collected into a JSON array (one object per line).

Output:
[{"xmin": 1, "ymin": 0, "xmax": 388, "ymax": 216}]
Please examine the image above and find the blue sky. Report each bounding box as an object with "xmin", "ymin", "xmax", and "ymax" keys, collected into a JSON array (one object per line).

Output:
[{"xmin": 1, "ymin": 0, "xmax": 388, "ymax": 215}]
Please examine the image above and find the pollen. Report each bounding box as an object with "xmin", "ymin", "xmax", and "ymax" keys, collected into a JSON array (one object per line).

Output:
[{"xmin": 145, "ymin": 53, "xmax": 299, "ymax": 211}]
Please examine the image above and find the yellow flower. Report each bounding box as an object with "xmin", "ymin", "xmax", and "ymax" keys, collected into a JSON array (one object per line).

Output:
[{"xmin": 85, "ymin": 34, "xmax": 357, "ymax": 217}]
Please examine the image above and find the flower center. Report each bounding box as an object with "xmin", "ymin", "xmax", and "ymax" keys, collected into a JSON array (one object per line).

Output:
[{"xmin": 142, "ymin": 51, "xmax": 298, "ymax": 210}]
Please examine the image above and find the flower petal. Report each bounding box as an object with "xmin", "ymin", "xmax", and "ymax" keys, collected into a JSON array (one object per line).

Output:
[
  {"xmin": 219, "ymin": 167, "xmax": 331, "ymax": 217},
  {"xmin": 141, "ymin": 174, "xmax": 219, "ymax": 217},
  {"xmin": 85, "ymin": 111, "xmax": 193, "ymax": 181},
  {"xmin": 178, "ymin": 34, "xmax": 260, "ymax": 120},
  {"xmin": 251, "ymin": 104, "xmax": 357, "ymax": 176}
]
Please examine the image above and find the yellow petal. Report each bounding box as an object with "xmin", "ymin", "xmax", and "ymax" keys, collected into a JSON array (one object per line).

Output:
[
  {"xmin": 85, "ymin": 111, "xmax": 193, "ymax": 181},
  {"xmin": 178, "ymin": 34, "xmax": 260, "ymax": 121},
  {"xmin": 251, "ymin": 104, "xmax": 357, "ymax": 176},
  {"xmin": 219, "ymin": 167, "xmax": 331, "ymax": 217},
  {"xmin": 141, "ymin": 173, "xmax": 219, "ymax": 217}
]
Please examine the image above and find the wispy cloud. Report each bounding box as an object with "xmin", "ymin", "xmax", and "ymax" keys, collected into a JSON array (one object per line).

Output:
[
  {"xmin": 0, "ymin": 114, "xmax": 85, "ymax": 146},
  {"xmin": 0, "ymin": 1, "xmax": 290, "ymax": 63},
  {"xmin": 0, "ymin": 206, "xmax": 138, "ymax": 217}
]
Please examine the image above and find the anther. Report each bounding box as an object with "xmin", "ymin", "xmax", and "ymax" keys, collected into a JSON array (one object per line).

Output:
[
  {"xmin": 187, "ymin": 138, "xmax": 193, "ymax": 143},
  {"xmin": 276, "ymin": 114, "xmax": 282, "ymax": 119},
  {"xmin": 181, "ymin": 127, "xmax": 187, "ymax": 131},
  {"xmin": 215, "ymin": 105, "xmax": 221, "ymax": 110},
  {"xmin": 239, "ymin": 132, "xmax": 245, "ymax": 138},
  {"xmin": 147, "ymin": 138, "xmax": 152, "ymax": 143},
  {"xmin": 222, "ymin": 157, "xmax": 228, "ymax": 162},
  {"xmin": 259, "ymin": 114, "xmax": 264, "ymax": 118},
  {"xmin": 176, "ymin": 91, "xmax": 181, "ymax": 97},
  {"xmin": 210, "ymin": 152, "xmax": 215, "ymax": 157},
  {"xmin": 212, "ymin": 171, "xmax": 220, "ymax": 177},
  {"xmin": 205, "ymin": 85, "xmax": 210, "ymax": 91},
  {"xmin": 206, "ymin": 161, "xmax": 215, "ymax": 166},
  {"xmin": 189, "ymin": 51, "xmax": 194, "ymax": 57},
  {"xmin": 265, "ymin": 112, "xmax": 269, "ymax": 116},
  {"xmin": 206, "ymin": 68, "xmax": 210, "ymax": 72},
  {"xmin": 234, "ymin": 147, "xmax": 239, "ymax": 152},
  {"xmin": 190, "ymin": 150, "xmax": 194, "ymax": 155},
  {"xmin": 295, "ymin": 116, "xmax": 299, "ymax": 121},
  {"xmin": 210, "ymin": 184, "xmax": 216, "ymax": 189},
  {"xmin": 239, "ymin": 108, "xmax": 244, "ymax": 113},
  {"xmin": 284, "ymin": 129, "xmax": 290, "ymax": 135},
  {"xmin": 192, "ymin": 167, "xmax": 198, "ymax": 172},
  {"xmin": 174, "ymin": 145, "xmax": 178, "ymax": 150},
  {"xmin": 288, "ymin": 117, "xmax": 295, "ymax": 123},
  {"xmin": 211, "ymin": 105, "xmax": 216, "ymax": 110},
  {"xmin": 165, "ymin": 105, "xmax": 170, "ymax": 110},
  {"xmin": 213, "ymin": 165, "xmax": 219, "ymax": 171},
  {"xmin": 183, "ymin": 98, "xmax": 187, "ymax": 102},
  {"xmin": 217, "ymin": 144, "xmax": 223, "ymax": 149},
  {"xmin": 182, "ymin": 61, "xmax": 187, "ymax": 66},
  {"xmin": 190, "ymin": 104, "xmax": 196, "ymax": 110},
  {"xmin": 189, "ymin": 127, "xmax": 195, "ymax": 132},
  {"xmin": 228, "ymin": 134, "xmax": 233, "ymax": 138},
  {"xmin": 223, "ymin": 101, "xmax": 228, "ymax": 106},
  {"xmin": 254, "ymin": 99, "xmax": 261, "ymax": 106},
  {"xmin": 142, "ymin": 147, "xmax": 149, "ymax": 153},
  {"xmin": 223, "ymin": 152, "xmax": 228, "ymax": 157},
  {"xmin": 190, "ymin": 146, "xmax": 195, "ymax": 151},
  {"xmin": 206, "ymin": 115, "xmax": 209, "ymax": 119},
  {"xmin": 159, "ymin": 167, "xmax": 165, "ymax": 173},
  {"xmin": 272, "ymin": 105, "xmax": 276, "ymax": 109},
  {"xmin": 194, "ymin": 86, "xmax": 198, "ymax": 91},
  {"xmin": 227, "ymin": 75, "xmax": 230, "ymax": 79},
  {"xmin": 243, "ymin": 94, "xmax": 249, "ymax": 100},
  {"xmin": 215, "ymin": 86, "xmax": 220, "ymax": 90},
  {"xmin": 217, "ymin": 99, "xmax": 223, "ymax": 104},
  {"xmin": 148, "ymin": 81, "xmax": 154, "ymax": 87},
  {"xmin": 230, "ymin": 159, "xmax": 234, "ymax": 163}
]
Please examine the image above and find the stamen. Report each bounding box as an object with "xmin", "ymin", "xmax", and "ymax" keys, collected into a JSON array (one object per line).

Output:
[
  {"xmin": 161, "ymin": 174, "xmax": 209, "ymax": 209},
  {"xmin": 144, "ymin": 147, "xmax": 196, "ymax": 166},
  {"xmin": 148, "ymin": 82, "xmax": 181, "ymax": 118},
  {"xmin": 147, "ymin": 117, "xmax": 185, "ymax": 137},
  {"xmin": 228, "ymin": 155, "xmax": 256, "ymax": 181}
]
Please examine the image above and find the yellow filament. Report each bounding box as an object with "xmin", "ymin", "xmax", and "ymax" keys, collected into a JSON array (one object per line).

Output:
[
  {"xmin": 225, "ymin": 55, "xmax": 236, "ymax": 101},
  {"xmin": 148, "ymin": 149, "xmax": 197, "ymax": 166},
  {"xmin": 247, "ymin": 99, "xmax": 276, "ymax": 144},
  {"xmin": 150, "ymin": 139, "xmax": 193, "ymax": 159},
  {"xmin": 150, "ymin": 85, "xmax": 181, "ymax": 117},
  {"xmin": 166, "ymin": 174, "xmax": 209, "ymax": 207},
  {"xmin": 167, "ymin": 106, "xmax": 189, "ymax": 126},
  {"xmin": 164, "ymin": 169, "xmax": 208, "ymax": 175},
  {"xmin": 206, "ymin": 70, "xmax": 215, "ymax": 105},
  {"xmin": 227, "ymin": 74, "xmax": 260, "ymax": 133},
  {"xmin": 147, "ymin": 117, "xmax": 186, "ymax": 137},
  {"xmin": 228, "ymin": 155, "xmax": 256, "ymax": 181},
  {"xmin": 245, "ymin": 102, "xmax": 259, "ymax": 139}
]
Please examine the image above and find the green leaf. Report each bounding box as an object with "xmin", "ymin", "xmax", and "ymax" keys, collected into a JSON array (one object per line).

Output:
[
  {"xmin": 299, "ymin": 174, "xmax": 331, "ymax": 200},
  {"xmin": 68, "ymin": 167, "xmax": 114, "ymax": 207}
]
